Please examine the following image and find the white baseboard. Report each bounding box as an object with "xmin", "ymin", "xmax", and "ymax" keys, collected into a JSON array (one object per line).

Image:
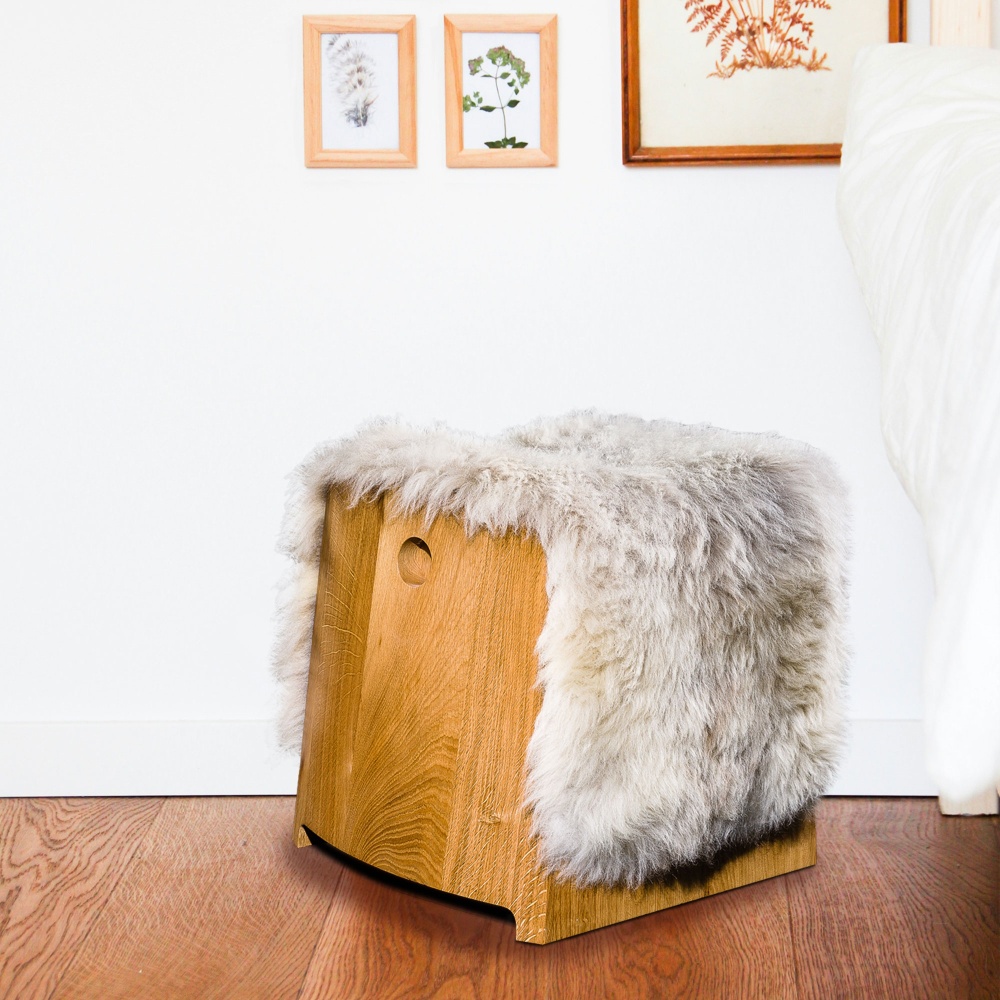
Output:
[
  {"xmin": 827, "ymin": 719, "xmax": 937, "ymax": 795},
  {"xmin": 0, "ymin": 721, "xmax": 300, "ymax": 797},
  {"xmin": 0, "ymin": 718, "xmax": 937, "ymax": 797}
]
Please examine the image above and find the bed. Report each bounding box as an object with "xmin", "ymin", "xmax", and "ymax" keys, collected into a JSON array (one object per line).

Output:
[{"xmin": 837, "ymin": 2, "xmax": 998, "ymax": 809}]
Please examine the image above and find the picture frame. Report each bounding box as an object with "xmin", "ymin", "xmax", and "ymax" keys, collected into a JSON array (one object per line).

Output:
[
  {"xmin": 303, "ymin": 15, "xmax": 417, "ymax": 168},
  {"xmin": 621, "ymin": 0, "xmax": 906, "ymax": 165},
  {"xmin": 444, "ymin": 14, "xmax": 558, "ymax": 168}
]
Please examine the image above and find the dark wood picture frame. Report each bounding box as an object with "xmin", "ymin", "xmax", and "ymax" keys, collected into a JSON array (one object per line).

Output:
[{"xmin": 622, "ymin": 0, "xmax": 906, "ymax": 165}]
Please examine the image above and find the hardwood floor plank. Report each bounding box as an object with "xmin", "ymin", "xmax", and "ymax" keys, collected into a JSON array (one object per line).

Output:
[
  {"xmin": 787, "ymin": 798, "xmax": 999, "ymax": 1000},
  {"xmin": 3, "ymin": 795, "xmax": 994, "ymax": 999},
  {"xmin": 298, "ymin": 846, "xmax": 550, "ymax": 999},
  {"xmin": 296, "ymin": 839, "xmax": 797, "ymax": 999},
  {"xmin": 547, "ymin": 875, "xmax": 799, "ymax": 1000},
  {"xmin": 52, "ymin": 797, "xmax": 340, "ymax": 1000},
  {"xmin": 0, "ymin": 797, "xmax": 164, "ymax": 1000}
]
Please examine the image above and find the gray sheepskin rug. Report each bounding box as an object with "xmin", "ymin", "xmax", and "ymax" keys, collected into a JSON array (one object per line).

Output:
[{"xmin": 273, "ymin": 411, "xmax": 850, "ymax": 887}]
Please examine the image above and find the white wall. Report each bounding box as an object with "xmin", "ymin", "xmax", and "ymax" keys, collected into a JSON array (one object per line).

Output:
[{"xmin": 0, "ymin": 1, "xmax": 939, "ymax": 794}]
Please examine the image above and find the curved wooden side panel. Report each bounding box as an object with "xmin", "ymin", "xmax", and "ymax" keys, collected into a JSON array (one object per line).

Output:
[
  {"xmin": 294, "ymin": 488, "xmax": 384, "ymax": 851},
  {"xmin": 518, "ymin": 816, "xmax": 816, "ymax": 944},
  {"xmin": 294, "ymin": 490, "xmax": 816, "ymax": 944}
]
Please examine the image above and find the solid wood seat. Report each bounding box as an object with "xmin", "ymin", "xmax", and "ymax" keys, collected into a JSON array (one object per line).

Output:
[{"xmin": 294, "ymin": 488, "xmax": 815, "ymax": 944}]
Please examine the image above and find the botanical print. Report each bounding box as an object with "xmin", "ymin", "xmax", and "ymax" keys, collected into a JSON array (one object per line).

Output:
[
  {"xmin": 684, "ymin": 0, "xmax": 832, "ymax": 78},
  {"xmin": 634, "ymin": 0, "xmax": 888, "ymax": 149},
  {"xmin": 326, "ymin": 34, "xmax": 378, "ymax": 127},
  {"xmin": 463, "ymin": 46, "xmax": 531, "ymax": 149},
  {"xmin": 460, "ymin": 32, "xmax": 541, "ymax": 151},
  {"xmin": 320, "ymin": 33, "xmax": 399, "ymax": 152}
]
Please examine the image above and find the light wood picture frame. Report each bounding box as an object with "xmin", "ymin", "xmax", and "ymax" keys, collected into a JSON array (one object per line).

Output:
[
  {"xmin": 303, "ymin": 15, "xmax": 417, "ymax": 168},
  {"xmin": 444, "ymin": 15, "xmax": 558, "ymax": 168},
  {"xmin": 622, "ymin": 0, "xmax": 906, "ymax": 165}
]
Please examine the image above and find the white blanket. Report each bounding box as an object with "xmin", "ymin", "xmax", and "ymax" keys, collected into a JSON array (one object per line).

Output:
[{"xmin": 838, "ymin": 44, "xmax": 1000, "ymax": 800}]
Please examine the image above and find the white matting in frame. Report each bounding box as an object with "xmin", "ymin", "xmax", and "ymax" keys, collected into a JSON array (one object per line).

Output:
[
  {"xmin": 303, "ymin": 15, "xmax": 417, "ymax": 168},
  {"xmin": 445, "ymin": 14, "xmax": 558, "ymax": 169}
]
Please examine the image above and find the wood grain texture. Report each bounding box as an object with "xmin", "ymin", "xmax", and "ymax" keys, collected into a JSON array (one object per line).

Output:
[
  {"xmin": 295, "ymin": 489, "xmax": 384, "ymax": 851},
  {"xmin": 1, "ymin": 797, "xmax": 995, "ymax": 998},
  {"xmin": 547, "ymin": 874, "xmax": 799, "ymax": 1000},
  {"xmin": 0, "ymin": 798, "xmax": 163, "ymax": 1000},
  {"xmin": 297, "ymin": 838, "xmax": 801, "ymax": 999},
  {"xmin": 932, "ymin": 0, "xmax": 991, "ymax": 45},
  {"xmin": 299, "ymin": 852, "xmax": 549, "ymax": 1000},
  {"xmin": 296, "ymin": 492, "xmax": 554, "ymax": 909},
  {"xmin": 54, "ymin": 797, "xmax": 341, "ymax": 1000},
  {"xmin": 296, "ymin": 493, "xmax": 817, "ymax": 943},
  {"xmin": 343, "ymin": 504, "xmax": 498, "ymax": 885},
  {"xmin": 444, "ymin": 15, "xmax": 557, "ymax": 169},
  {"xmin": 786, "ymin": 798, "xmax": 999, "ymax": 1000}
]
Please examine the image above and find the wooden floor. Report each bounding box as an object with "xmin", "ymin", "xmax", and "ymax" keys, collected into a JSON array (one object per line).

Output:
[{"xmin": 0, "ymin": 798, "xmax": 995, "ymax": 999}]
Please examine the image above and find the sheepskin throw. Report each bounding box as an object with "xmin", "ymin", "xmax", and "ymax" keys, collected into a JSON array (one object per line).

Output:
[{"xmin": 274, "ymin": 412, "xmax": 850, "ymax": 887}]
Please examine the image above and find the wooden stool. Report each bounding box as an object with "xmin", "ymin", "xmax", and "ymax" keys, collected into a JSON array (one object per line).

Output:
[{"xmin": 294, "ymin": 488, "xmax": 816, "ymax": 944}]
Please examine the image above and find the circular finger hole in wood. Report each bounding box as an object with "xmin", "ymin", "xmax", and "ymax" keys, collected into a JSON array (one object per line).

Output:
[{"xmin": 398, "ymin": 536, "xmax": 431, "ymax": 586}]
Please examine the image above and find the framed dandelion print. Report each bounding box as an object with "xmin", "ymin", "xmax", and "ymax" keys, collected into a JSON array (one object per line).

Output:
[
  {"xmin": 303, "ymin": 15, "xmax": 417, "ymax": 168},
  {"xmin": 444, "ymin": 15, "xmax": 558, "ymax": 168},
  {"xmin": 621, "ymin": 0, "xmax": 906, "ymax": 164}
]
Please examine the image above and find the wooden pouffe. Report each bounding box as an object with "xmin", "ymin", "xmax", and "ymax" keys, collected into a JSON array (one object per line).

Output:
[{"xmin": 293, "ymin": 488, "xmax": 816, "ymax": 944}]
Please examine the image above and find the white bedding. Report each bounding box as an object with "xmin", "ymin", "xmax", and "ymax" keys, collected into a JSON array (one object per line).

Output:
[{"xmin": 838, "ymin": 44, "xmax": 1000, "ymax": 799}]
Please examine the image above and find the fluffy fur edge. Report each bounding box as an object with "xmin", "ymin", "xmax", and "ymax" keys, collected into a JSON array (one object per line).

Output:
[{"xmin": 272, "ymin": 412, "xmax": 851, "ymax": 887}]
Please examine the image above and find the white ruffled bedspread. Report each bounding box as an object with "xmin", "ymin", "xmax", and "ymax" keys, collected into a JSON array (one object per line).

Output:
[{"xmin": 838, "ymin": 44, "xmax": 1000, "ymax": 800}]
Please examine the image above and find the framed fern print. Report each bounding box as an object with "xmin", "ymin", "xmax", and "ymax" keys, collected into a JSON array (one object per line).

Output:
[
  {"xmin": 303, "ymin": 15, "xmax": 417, "ymax": 168},
  {"xmin": 621, "ymin": 0, "xmax": 905, "ymax": 164}
]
